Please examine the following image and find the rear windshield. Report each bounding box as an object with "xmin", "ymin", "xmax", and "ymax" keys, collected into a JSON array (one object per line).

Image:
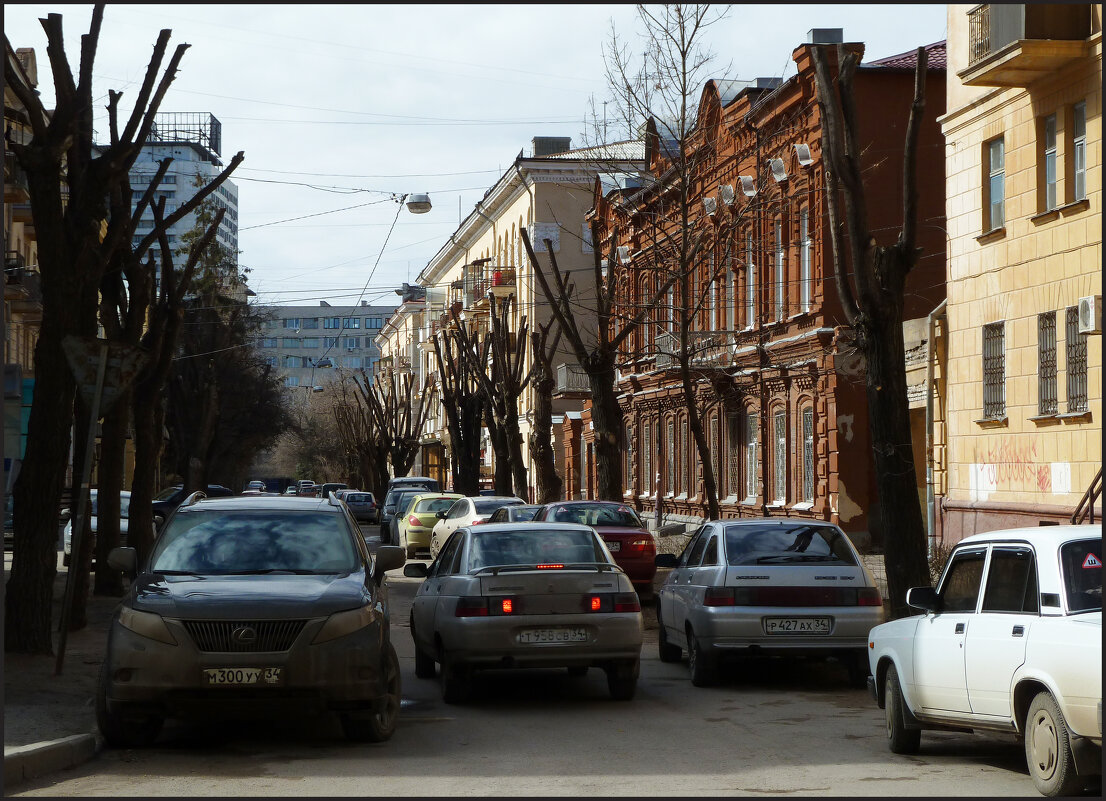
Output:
[
  {"xmin": 474, "ymin": 498, "xmax": 523, "ymax": 514},
  {"xmin": 149, "ymin": 511, "xmax": 359, "ymax": 575},
  {"xmin": 415, "ymin": 497, "xmax": 459, "ymax": 514},
  {"xmin": 549, "ymin": 503, "xmax": 643, "ymax": 527},
  {"xmin": 346, "ymin": 494, "xmax": 370, "ymax": 503},
  {"xmin": 1060, "ymin": 539, "xmax": 1102, "ymax": 613},
  {"xmin": 723, "ymin": 524, "xmax": 858, "ymax": 566},
  {"xmin": 469, "ymin": 528, "xmax": 608, "ymax": 570},
  {"xmin": 510, "ymin": 506, "xmax": 540, "ymax": 522}
]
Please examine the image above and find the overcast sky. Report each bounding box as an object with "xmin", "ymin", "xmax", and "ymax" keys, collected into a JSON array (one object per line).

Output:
[{"xmin": 4, "ymin": 4, "xmax": 948, "ymax": 310}]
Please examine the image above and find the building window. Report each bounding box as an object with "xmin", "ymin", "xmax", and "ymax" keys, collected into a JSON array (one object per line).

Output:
[
  {"xmin": 773, "ymin": 409, "xmax": 786, "ymax": 502},
  {"xmin": 708, "ymin": 252, "xmax": 718, "ymax": 331},
  {"xmin": 302, "ymin": 337, "xmax": 320, "ymax": 348},
  {"xmin": 726, "ymin": 414, "xmax": 741, "ymax": 498},
  {"xmin": 302, "ymin": 317, "xmax": 319, "ymax": 330},
  {"xmin": 285, "ymin": 376, "xmax": 299, "ymax": 387},
  {"xmin": 774, "ymin": 220, "xmax": 785, "ymax": 320},
  {"xmin": 343, "ymin": 337, "xmax": 359, "ymax": 349},
  {"xmin": 802, "ymin": 407, "xmax": 814, "ymax": 502},
  {"xmin": 283, "ymin": 318, "xmax": 301, "ymax": 330},
  {"xmin": 260, "ymin": 337, "xmax": 278, "ymax": 348},
  {"xmin": 342, "ymin": 356, "xmax": 360, "ymax": 368},
  {"xmin": 323, "ymin": 337, "xmax": 338, "ymax": 348},
  {"xmin": 282, "ymin": 355, "xmax": 299, "ymax": 368},
  {"xmin": 744, "ymin": 412, "xmax": 758, "ymax": 501},
  {"xmin": 1042, "ymin": 114, "xmax": 1058, "ymax": 212},
  {"xmin": 745, "ymin": 232, "xmax": 756, "ymax": 327},
  {"xmin": 679, "ymin": 418, "xmax": 688, "ymax": 496},
  {"xmin": 665, "ymin": 419, "xmax": 675, "ymax": 495},
  {"xmin": 343, "ymin": 317, "xmax": 360, "ymax": 329},
  {"xmin": 642, "ymin": 420, "xmax": 653, "ymax": 496},
  {"xmin": 625, "ymin": 425, "xmax": 633, "ymax": 494},
  {"xmin": 800, "ymin": 208, "xmax": 812, "ymax": 311},
  {"xmin": 667, "ymin": 286, "xmax": 676, "ymax": 334},
  {"xmin": 1065, "ymin": 306, "xmax": 1088, "ymax": 412},
  {"xmin": 986, "ymin": 137, "xmax": 1005, "ymax": 231},
  {"xmin": 725, "ymin": 244, "xmax": 735, "ymax": 333},
  {"xmin": 264, "ymin": 356, "xmax": 278, "ymax": 367},
  {"xmin": 282, "ymin": 338, "xmax": 300, "ymax": 348},
  {"xmin": 323, "ymin": 317, "xmax": 341, "ymax": 329},
  {"xmin": 1073, "ymin": 102, "xmax": 1087, "ymax": 202},
  {"xmin": 982, "ymin": 321, "xmax": 1006, "ymax": 418},
  {"xmin": 1038, "ymin": 312, "xmax": 1058, "ymax": 415}
]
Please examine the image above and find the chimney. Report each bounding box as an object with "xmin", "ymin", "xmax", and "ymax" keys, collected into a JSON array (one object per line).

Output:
[
  {"xmin": 361, "ymin": 300, "xmax": 368, "ymax": 307},
  {"xmin": 807, "ymin": 28, "xmax": 844, "ymax": 44},
  {"xmin": 532, "ymin": 136, "xmax": 572, "ymax": 157}
]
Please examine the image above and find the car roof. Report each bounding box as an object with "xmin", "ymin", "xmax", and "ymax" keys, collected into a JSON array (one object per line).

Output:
[
  {"xmin": 956, "ymin": 524, "xmax": 1099, "ymax": 548},
  {"xmin": 461, "ymin": 521, "xmax": 596, "ymax": 534},
  {"xmin": 471, "ymin": 496, "xmax": 525, "ymax": 502},
  {"xmin": 179, "ymin": 496, "xmax": 340, "ymax": 513},
  {"xmin": 411, "ymin": 492, "xmax": 463, "ymax": 500}
]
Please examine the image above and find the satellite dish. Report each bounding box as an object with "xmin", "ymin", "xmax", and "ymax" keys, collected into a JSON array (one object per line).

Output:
[
  {"xmin": 794, "ymin": 143, "xmax": 813, "ymax": 166},
  {"xmin": 702, "ymin": 196, "xmax": 717, "ymax": 216},
  {"xmin": 720, "ymin": 184, "xmax": 735, "ymax": 205},
  {"xmin": 738, "ymin": 176, "xmax": 757, "ymax": 197},
  {"xmin": 769, "ymin": 158, "xmax": 788, "ymax": 183},
  {"xmin": 405, "ymin": 193, "xmax": 432, "ymax": 214},
  {"xmin": 617, "ymin": 246, "xmax": 631, "ymax": 264}
]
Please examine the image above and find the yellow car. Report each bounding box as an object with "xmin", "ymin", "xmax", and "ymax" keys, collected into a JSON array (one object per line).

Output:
[{"xmin": 396, "ymin": 493, "xmax": 464, "ymax": 558}]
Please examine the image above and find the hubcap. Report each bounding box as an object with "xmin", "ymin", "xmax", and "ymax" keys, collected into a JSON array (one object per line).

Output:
[{"xmin": 1029, "ymin": 709, "xmax": 1059, "ymax": 779}]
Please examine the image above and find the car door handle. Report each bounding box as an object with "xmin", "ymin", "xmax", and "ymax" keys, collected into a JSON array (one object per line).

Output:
[
  {"xmin": 955, "ymin": 623, "xmax": 965, "ymax": 634},
  {"xmin": 1012, "ymin": 625, "xmax": 1025, "ymax": 637}
]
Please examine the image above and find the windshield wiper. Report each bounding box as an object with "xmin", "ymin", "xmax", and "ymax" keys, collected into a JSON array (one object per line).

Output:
[
  {"xmin": 223, "ymin": 568, "xmax": 319, "ymax": 575},
  {"xmin": 756, "ymin": 554, "xmax": 839, "ymax": 564},
  {"xmin": 154, "ymin": 569, "xmax": 204, "ymax": 576}
]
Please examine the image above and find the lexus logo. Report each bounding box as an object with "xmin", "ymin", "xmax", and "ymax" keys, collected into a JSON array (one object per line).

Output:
[{"xmin": 231, "ymin": 626, "xmax": 258, "ymax": 646}]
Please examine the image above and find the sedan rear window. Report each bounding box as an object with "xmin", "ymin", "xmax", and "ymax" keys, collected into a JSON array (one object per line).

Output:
[
  {"xmin": 345, "ymin": 494, "xmax": 370, "ymax": 503},
  {"xmin": 415, "ymin": 497, "xmax": 458, "ymax": 514},
  {"xmin": 1060, "ymin": 539, "xmax": 1102, "ymax": 613},
  {"xmin": 469, "ymin": 529, "xmax": 608, "ymax": 570},
  {"xmin": 723, "ymin": 524, "xmax": 858, "ymax": 566},
  {"xmin": 550, "ymin": 504, "xmax": 643, "ymax": 527},
  {"xmin": 149, "ymin": 511, "xmax": 359, "ymax": 574}
]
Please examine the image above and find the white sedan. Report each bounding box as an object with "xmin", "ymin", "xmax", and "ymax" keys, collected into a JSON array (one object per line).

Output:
[
  {"xmin": 428, "ymin": 496, "xmax": 526, "ymax": 559},
  {"xmin": 62, "ymin": 490, "xmax": 131, "ymax": 566},
  {"xmin": 867, "ymin": 524, "xmax": 1101, "ymax": 797}
]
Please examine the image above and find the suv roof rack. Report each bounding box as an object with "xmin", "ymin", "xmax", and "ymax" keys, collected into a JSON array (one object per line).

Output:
[{"xmin": 180, "ymin": 491, "xmax": 207, "ymax": 509}]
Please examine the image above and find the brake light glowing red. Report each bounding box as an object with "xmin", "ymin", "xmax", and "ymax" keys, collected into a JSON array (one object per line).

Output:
[
  {"xmin": 590, "ymin": 596, "xmax": 602, "ymax": 611},
  {"xmin": 501, "ymin": 598, "xmax": 514, "ymax": 614},
  {"xmin": 536, "ymin": 563, "xmax": 564, "ymax": 570},
  {"xmin": 626, "ymin": 537, "xmax": 655, "ymax": 554}
]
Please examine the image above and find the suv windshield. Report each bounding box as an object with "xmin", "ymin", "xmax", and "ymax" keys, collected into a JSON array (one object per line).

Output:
[
  {"xmin": 1060, "ymin": 538, "xmax": 1102, "ymax": 613},
  {"xmin": 469, "ymin": 528, "xmax": 607, "ymax": 570},
  {"xmin": 149, "ymin": 510, "xmax": 359, "ymax": 575},
  {"xmin": 723, "ymin": 524, "xmax": 857, "ymax": 566}
]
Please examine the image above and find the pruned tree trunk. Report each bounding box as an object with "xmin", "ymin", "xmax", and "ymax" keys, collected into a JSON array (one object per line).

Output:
[{"xmin": 529, "ymin": 322, "xmax": 564, "ymax": 503}]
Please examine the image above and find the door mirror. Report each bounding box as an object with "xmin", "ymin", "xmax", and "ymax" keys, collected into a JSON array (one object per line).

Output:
[
  {"xmin": 403, "ymin": 562, "xmax": 429, "ymax": 579},
  {"xmin": 906, "ymin": 586, "xmax": 940, "ymax": 613},
  {"xmin": 107, "ymin": 546, "xmax": 138, "ymax": 577},
  {"xmin": 436, "ymin": 510, "xmax": 448, "ymax": 519},
  {"xmin": 655, "ymin": 553, "xmax": 679, "ymax": 568},
  {"xmin": 371, "ymin": 545, "xmax": 406, "ymax": 584}
]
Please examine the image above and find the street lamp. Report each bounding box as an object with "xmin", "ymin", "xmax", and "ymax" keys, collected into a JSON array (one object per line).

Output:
[{"xmin": 404, "ymin": 193, "xmax": 432, "ymax": 214}]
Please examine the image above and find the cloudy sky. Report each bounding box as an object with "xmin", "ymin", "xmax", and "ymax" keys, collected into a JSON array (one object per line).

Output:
[{"xmin": 4, "ymin": 4, "xmax": 948, "ymax": 310}]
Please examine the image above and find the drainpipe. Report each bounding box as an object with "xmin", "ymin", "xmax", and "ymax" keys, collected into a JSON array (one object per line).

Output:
[{"xmin": 925, "ymin": 298, "xmax": 947, "ymax": 560}]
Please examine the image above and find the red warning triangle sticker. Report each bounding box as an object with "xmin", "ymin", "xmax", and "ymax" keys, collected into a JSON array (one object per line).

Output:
[{"xmin": 1083, "ymin": 553, "xmax": 1102, "ymax": 568}]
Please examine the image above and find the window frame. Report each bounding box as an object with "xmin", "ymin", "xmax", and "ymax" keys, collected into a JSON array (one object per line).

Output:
[
  {"xmin": 1043, "ymin": 113, "xmax": 1058, "ymax": 212},
  {"xmin": 1072, "ymin": 102, "xmax": 1087, "ymax": 202},
  {"xmin": 982, "ymin": 321, "xmax": 1006, "ymax": 419},
  {"xmin": 986, "ymin": 137, "xmax": 1006, "ymax": 232},
  {"xmin": 1037, "ymin": 311, "xmax": 1058, "ymax": 415},
  {"xmin": 801, "ymin": 406, "xmax": 815, "ymax": 502},
  {"xmin": 772, "ymin": 408, "xmax": 787, "ymax": 502},
  {"xmin": 1065, "ymin": 306, "xmax": 1088, "ymax": 413}
]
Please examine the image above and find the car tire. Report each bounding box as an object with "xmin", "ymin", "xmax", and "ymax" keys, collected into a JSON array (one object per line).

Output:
[
  {"xmin": 845, "ymin": 650, "xmax": 870, "ymax": 689},
  {"xmin": 567, "ymin": 666, "xmax": 588, "ymax": 678},
  {"xmin": 606, "ymin": 659, "xmax": 638, "ymax": 701},
  {"xmin": 411, "ymin": 615, "xmax": 436, "ymax": 680},
  {"xmin": 62, "ymin": 553, "xmax": 71, "ymax": 567},
  {"xmin": 342, "ymin": 643, "xmax": 401, "ymax": 743},
  {"xmin": 439, "ymin": 647, "xmax": 470, "ymax": 704},
  {"xmin": 687, "ymin": 628, "xmax": 716, "ymax": 687},
  {"xmin": 884, "ymin": 663, "xmax": 921, "ymax": 755},
  {"xmin": 656, "ymin": 608, "xmax": 682, "ymax": 663},
  {"xmin": 1025, "ymin": 691, "xmax": 1082, "ymax": 797},
  {"xmin": 95, "ymin": 662, "xmax": 163, "ymax": 748}
]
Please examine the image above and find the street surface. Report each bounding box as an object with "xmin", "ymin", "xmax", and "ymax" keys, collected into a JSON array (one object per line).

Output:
[{"xmin": 7, "ymin": 527, "xmax": 1073, "ymax": 797}]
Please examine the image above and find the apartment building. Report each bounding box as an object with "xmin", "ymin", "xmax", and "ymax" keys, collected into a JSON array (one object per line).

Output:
[
  {"xmin": 587, "ymin": 30, "xmax": 949, "ymax": 548},
  {"xmin": 936, "ymin": 3, "xmax": 1102, "ymax": 539}
]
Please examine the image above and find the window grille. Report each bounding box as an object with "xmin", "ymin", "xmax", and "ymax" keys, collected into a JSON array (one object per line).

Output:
[
  {"xmin": 710, "ymin": 416, "xmax": 719, "ymax": 493},
  {"xmin": 988, "ymin": 138, "xmax": 1005, "ymax": 231},
  {"xmin": 1043, "ymin": 115, "xmax": 1057, "ymax": 211},
  {"xmin": 746, "ymin": 232, "xmax": 756, "ymax": 327},
  {"xmin": 625, "ymin": 426, "xmax": 633, "ymax": 493},
  {"xmin": 1038, "ymin": 312, "xmax": 1057, "ymax": 415},
  {"xmin": 774, "ymin": 220, "xmax": 785, "ymax": 320},
  {"xmin": 665, "ymin": 419, "xmax": 675, "ymax": 495},
  {"xmin": 725, "ymin": 245, "xmax": 735, "ymax": 332},
  {"xmin": 745, "ymin": 413, "xmax": 758, "ymax": 500},
  {"xmin": 982, "ymin": 322, "xmax": 1006, "ymax": 418},
  {"xmin": 802, "ymin": 408, "xmax": 814, "ymax": 502},
  {"xmin": 1066, "ymin": 307, "xmax": 1088, "ymax": 412},
  {"xmin": 678, "ymin": 418, "xmax": 688, "ymax": 495},
  {"xmin": 800, "ymin": 208, "xmax": 812, "ymax": 311},
  {"xmin": 643, "ymin": 421, "xmax": 653, "ymax": 496},
  {"xmin": 727, "ymin": 414, "xmax": 742, "ymax": 498},
  {"xmin": 773, "ymin": 410, "xmax": 786, "ymax": 502},
  {"xmin": 708, "ymin": 252, "xmax": 717, "ymax": 330},
  {"xmin": 1073, "ymin": 102, "xmax": 1087, "ymax": 201}
]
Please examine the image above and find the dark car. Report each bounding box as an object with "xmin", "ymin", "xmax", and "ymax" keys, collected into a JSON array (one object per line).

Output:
[
  {"xmin": 532, "ymin": 501, "xmax": 657, "ymax": 596},
  {"xmin": 320, "ymin": 482, "xmax": 348, "ymax": 500},
  {"xmin": 343, "ymin": 492, "xmax": 378, "ymax": 524},
  {"xmin": 379, "ymin": 488, "xmax": 424, "ymax": 544},
  {"xmin": 3, "ymin": 494, "xmax": 13, "ymax": 550},
  {"xmin": 386, "ymin": 476, "xmax": 440, "ymax": 493},
  {"xmin": 151, "ymin": 484, "xmax": 234, "ymax": 530},
  {"xmin": 98, "ymin": 494, "xmax": 406, "ymax": 747},
  {"xmin": 486, "ymin": 504, "xmax": 541, "ymax": 524}
]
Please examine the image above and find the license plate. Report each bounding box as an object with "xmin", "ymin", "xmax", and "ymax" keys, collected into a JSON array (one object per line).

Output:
[
  {"xmin": 203, "ymin": 667, "xmax": 283, "ymax": 686},
  {"xmin": 763, "ymin": 617, "xmax": 832, "ymax": 635},
  {"xmin": 604, "ymin": 540, "xmax": 621, "ymax": 552},
  {"xmin": 517, "ymin": 627, "xmax": 589, "ymax": 644}
]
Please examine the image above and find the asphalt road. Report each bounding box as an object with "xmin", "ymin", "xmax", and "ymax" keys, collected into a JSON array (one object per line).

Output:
[{"xmin": 7, "ymin": 527, "xmax": 1089, "ymax": 797}]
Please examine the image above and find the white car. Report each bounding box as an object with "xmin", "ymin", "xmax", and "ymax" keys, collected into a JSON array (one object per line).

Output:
[
  {"xmin": 867, "ymin": 525, "xmax": 1101, "ymax": 797},
  {"xmin": 63, "ymin": 490, "xmax": 131, "ymax": 566},
  {"xmin": 428, "ymin": 496, "xmax": 526, "ymax": 559}
]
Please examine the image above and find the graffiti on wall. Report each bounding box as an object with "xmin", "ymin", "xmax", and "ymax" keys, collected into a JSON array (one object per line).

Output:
[{"xmin": 969, "ymin": 436, "xmax": 1072, "ymax": 501}]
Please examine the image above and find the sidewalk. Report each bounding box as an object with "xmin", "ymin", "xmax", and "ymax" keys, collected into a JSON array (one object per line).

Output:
[{"xmin": 3, "ymin": 553, "xmax": 118, "ymax": 789}]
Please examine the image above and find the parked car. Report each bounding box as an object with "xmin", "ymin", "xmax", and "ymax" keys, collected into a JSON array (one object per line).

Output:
[
  {"xmin": 533, "ymin": 501, "xmax": 657, "ymax": 597},
  {"xmin": 4, "ymin": 494, "xmax": 13, "ymax": 550},
  {"xmin": 151, "ymin": 484, "xmax": 234, "ymax": 530},
  {"xmin": 297, "ymin": 483, "xmax": 320, "ymax": 497},
  {"xmin": 395, "ymin": 493, "xmax": 464, "ymax": 558},
  {"xmin": 283, "ymin": 486, "xmax": 298, "ymax": 496},
  {"xmin": 339, "ymin": 491, "xmax": 376, "ymax": 523},
  {"xmin": 245, "ymin": 480, "xmax": 265, "ymax": 492},
  {"xmin": 428, "ymin": 496, "xmax": 527, "ymax": 559},
  {"xmin": 404, "ymin": 522, "xmax": 643, "ymax": 703},
  {"xmin": 387, "ymin": 476, "xmax": 440, "ymax": 493},
  {"xmin": 379, "ymin": 488, "xmax": 428, "ymax": 543},
  {"xmin": 486, "ymin": 504, "xmax": 541, "ymax": 524},
  {"xmin": 332, "ymin": 488, "xmax": 358, "ymax": 502},
  {"xmin": 867, "ymin": 525, "xmax": 1101, "ymax": 797},
  {"xmin": 320, "ymin": 482, "xmax": 348, "ymax": 500},
  {"xmin": 97, "ymin": 494, "xmax": 407, "ymax": 747},
  {"xmin": 63, "ymin": 490, "xmax": 134, "ymax": 567},
  {"xmin": 387, "ymin": 492, "xmax": 423, "ymax": 550},
  {"xmin": 654, "ymin": 518, "xmax": 883, "ymax": 688}
]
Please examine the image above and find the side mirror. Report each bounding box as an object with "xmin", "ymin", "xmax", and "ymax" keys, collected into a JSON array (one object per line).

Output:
[
  {"xmin": 436, "ymin": 510, "xmax": 448, "ymax": 519},
  {"xmin": 107, "ymin": 546, "xmax": 138, "ymax": 577},
  {"xmin": 906, "ymin": 586, "xmax": 940, "ymax": 613},
  {"xmin": 403, "ymin": 562, "xmax": 429, "ymax": 579},
  {"xmin": 371, "ymin": 545, "xmax": 406, "ymax": 584},
  {"xmin": 655, "ymin": 553, "xmax": 679, "ymax": 568}
]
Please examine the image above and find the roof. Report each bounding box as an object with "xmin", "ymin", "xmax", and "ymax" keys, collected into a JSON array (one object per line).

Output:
[
  {"xmin": 865, "ymin": 40, "xmax": 947, "ymax": 70},
  {"xmin": 958, "ymin": 524, "xmax": 1099, "ymax": 548},
  {"xmin": 182, "ymin": 496, "xmax": 340, "ymax": 512},
  {"xmin": 542, "ymin": 139, "xmax": 645, "ymax": 161}
]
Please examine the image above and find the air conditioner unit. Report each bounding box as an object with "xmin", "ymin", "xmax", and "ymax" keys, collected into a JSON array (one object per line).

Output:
[{"xmin": 1078, "ymin": 295, "xmax": 1102, "ymax": 334}]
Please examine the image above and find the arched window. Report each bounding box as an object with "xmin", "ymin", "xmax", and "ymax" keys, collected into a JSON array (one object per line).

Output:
[
  {"xmin": 801, "ymin": 403, "xmax": 815, "ymax": 502},
  {"xmin": 772, "ymin": 405, "xmax": 787, "ymax": 503}
]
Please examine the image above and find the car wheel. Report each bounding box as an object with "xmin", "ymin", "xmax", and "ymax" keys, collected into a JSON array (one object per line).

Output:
[
  {"xmin": 439, "ymin": 646, "xmax": 470, "ymax": 704},
  {"xmin": 411, "ymin": 615, "xmax": 436, "ymax": 680},
  {"xmin": 567, "ymin": 666, "xmax": 588, "ymax": 678},
  {"xmin": 342, "ymin": 643, "xmax": 401, "ymax": 743},
  {"xmin": 95, "ymin": 661, "xmax": 163, "ymax": 748},
  {"xmin": 1025, "ymin": 691, "xmax": 1082, "ymax": 797},
  {"xmin": 656, "ymin": 608, "xmax": 682, "ymax": 663},
  {"xmin": 845, "ymin": 650, "xmax": 870, "ymax": 689},
  {"xmin": 62, "ymin": 553, "xmax": 71, "ymax": 567},
  {"xmin": 687, "ymin": 628, "xmax": 716, "ymax": 687},
  {"xmin": 884, "ymin": 663, "xmax": 921, "ymax": 755},
  {"xmin": 606, "ymin": 659, "xmax": 638, "ymax": 701}
]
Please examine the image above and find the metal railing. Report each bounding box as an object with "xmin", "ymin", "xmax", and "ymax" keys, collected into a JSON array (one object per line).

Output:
[
  {"xmin": 1071, "ymin": 467, "xmax": 1101, "ymax": 525},
  {"xmin": 555, "ymin": 362, "xmax": 590, "ymax": 393}
]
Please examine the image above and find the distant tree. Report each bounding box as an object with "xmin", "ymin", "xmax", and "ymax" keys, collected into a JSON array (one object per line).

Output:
[{"xmin": 432, "ymin": 324, "xmax": 488, "ymax": 496}]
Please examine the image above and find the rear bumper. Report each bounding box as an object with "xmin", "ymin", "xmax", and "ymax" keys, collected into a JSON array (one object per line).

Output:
[
  {"xmin": 441, "ymin": 613, "xmax": 643, "ymax": 668},
  {"xmin": 689, "ymin": 605, "xmax": 883, "ymax": 654}
]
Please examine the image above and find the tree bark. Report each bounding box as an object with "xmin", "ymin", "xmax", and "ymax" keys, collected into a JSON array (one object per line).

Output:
[
  {"xmin": 92, "ymin": 397, "xmax": 128, "ymax": 597},
  {"xmin": 529, "ymin": 326, "xmax": 564, "ymax": 504}
]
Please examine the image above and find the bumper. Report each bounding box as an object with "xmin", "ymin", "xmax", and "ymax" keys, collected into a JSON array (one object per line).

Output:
[
  {"xmin": 404, "ymin": 527, "xmax": 432, "ymax": 548},
  {"xmin": 689, "ymin": 605, "xmax": 883, "ymax": 655},
  {"xmin": 102, "ymin": 617, "xmax": 389, "ymax": 720},
  {"xmin": 613, "ymin": 555, "xmax": 657, "ymax": 587},
  {"xmin": 440, "ymin": 613, "xmax": 643, "ymax": 669}
]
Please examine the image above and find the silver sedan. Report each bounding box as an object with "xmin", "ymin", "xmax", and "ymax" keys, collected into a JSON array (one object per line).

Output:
[
  {"xmin": 404, "ymin": 522, "xmax": 644, "ymax": 703},
  {"xmin": 656, "ymin": 519, "xmax": 885, "ymax": 687}
]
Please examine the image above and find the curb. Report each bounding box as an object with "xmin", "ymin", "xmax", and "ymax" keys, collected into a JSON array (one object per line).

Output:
[{"xmin": 3, "ymin": 730, "xmax": 102, "ymax": 789}]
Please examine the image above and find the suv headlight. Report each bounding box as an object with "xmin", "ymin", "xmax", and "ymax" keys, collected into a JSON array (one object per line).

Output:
[
  {"xmin": 118, "ymin": 607, "xmax": 177, "ymax": 645},
  {"xmin": 312, "ymin": 606, "xmax": 376, "ymax": 644}
]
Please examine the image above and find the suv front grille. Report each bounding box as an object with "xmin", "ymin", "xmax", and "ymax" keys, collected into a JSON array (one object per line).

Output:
[{"xmin": 182, "ymin": 619, "xmax": 307, "ymax": 652}]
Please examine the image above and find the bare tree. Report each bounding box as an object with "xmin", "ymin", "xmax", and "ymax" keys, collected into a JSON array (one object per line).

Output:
[
  {"xmin": 811, "ymin": 44, "xmax": 931, "ymax": 618},
  {"xmin": 431, "ymin": 325, "xmax": 488, "ymax": 496},
  {"xmin": 529, "ymin": 320, "xmax": 564, "ymax": 503},
  {"xmin": 363, "ymin": 369, "xmax": 434, "ymax": 484}
]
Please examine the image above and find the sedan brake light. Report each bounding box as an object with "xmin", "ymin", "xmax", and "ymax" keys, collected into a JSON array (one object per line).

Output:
[
  {"xmin": 857, "ymin": 587, "xmax": 884, "ymax": 607},
  {"xmin": 614, "ymin": 592, "xmax": 640, "ymax": 613},
  {"xmin": 536, "ymin": 563, "xmax": 564, "ymax": 570},
  {"xmin": 581, "ymin": 592, "xmax": 641, "ymax": 613},
  {"xmin": 625, "ymin": 537, "xmax": 655, "ymax": 555},
  {"xmin": 704, "ymin": 586, "xmax": 737, "ymax": 606},
  {"xmin": 455, "ymin": 597, "xmax": 488, "ymax": 617},
  {"xmin": 408, "ymin": 514, "xmax": 421, "ymax": 527}
]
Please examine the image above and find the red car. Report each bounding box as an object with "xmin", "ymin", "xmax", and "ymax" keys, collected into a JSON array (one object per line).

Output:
[{"xmin": 532, "ymin": 501, "xmax": 657, "ymax": 595}]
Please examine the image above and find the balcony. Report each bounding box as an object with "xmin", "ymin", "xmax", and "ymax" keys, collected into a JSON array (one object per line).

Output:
[
  {"xmin": 4, "ymin": 152, "xmax": 30, "ymax": 204},
  {"xmin": 960, "ymin": 3, "xmax": 1092, "ymax": 87},
  {"xmin": 471, "ymin": 267, "xmax": 517, "ymax": 310},
  {"xmin": 554, "ymin": 362, "xmax": 590, "ymax": 397}
]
